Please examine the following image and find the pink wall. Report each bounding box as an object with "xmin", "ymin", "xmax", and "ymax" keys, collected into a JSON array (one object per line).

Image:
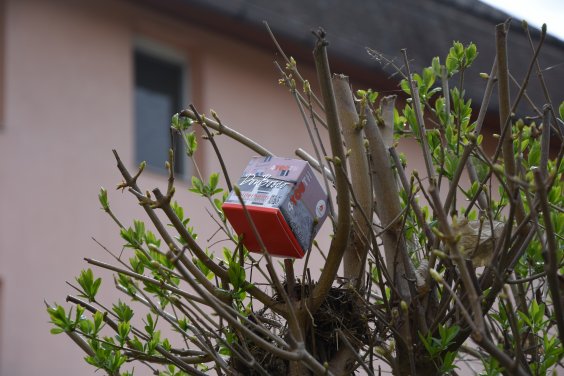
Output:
[
  {"xmin": 0, "ymin": 0, "xmax": 332, "ymax": 374},
  {"xmin": 0, "ymin": 1, "xmax": 460, "ymax": 375}
]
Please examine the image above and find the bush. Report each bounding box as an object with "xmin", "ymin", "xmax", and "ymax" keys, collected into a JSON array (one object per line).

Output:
[{"xmin": 48, "ymin": 24, "xmax": 563, "ymax": 375}]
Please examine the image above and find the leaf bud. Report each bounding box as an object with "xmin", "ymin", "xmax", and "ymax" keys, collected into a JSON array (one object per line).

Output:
[
  {"xmin": 375, "ymin": 346, "xmax": 387, "ymax": 356},
  {"xmin": 432, "ymin": 249, "xmax": 447, "ymax": 259},
  {"xmin": 429, "ymin": 268, "xmax": 443, "ymax": 282},
  {"xmin": 493, "ymin": 164, "xmax": 504, "ymax": 174},
  {"xmin": 233, "ymin": 185, "xmax": 241, "ymax": 197},
  {"xmin": 334, "ymin": 156, "xmax": 342, "ymax": 166},
  {"xmin": 303, "ymin": 80, "xmax": 311, "ymax": 93}
]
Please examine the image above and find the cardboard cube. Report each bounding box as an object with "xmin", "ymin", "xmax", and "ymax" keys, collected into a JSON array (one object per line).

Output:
[{"xmin": 222, "ymin": 156, "xmax": 328, "ymax": 258}]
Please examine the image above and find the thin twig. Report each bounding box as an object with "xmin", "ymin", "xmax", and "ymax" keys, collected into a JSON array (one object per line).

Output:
[
  {"xmin": 402, "ymin": 49, "xmax": 436, "ymax": 185},
  {"xmin": 180, "ymin": 109, "xmax": 273, "ymax": 157},
  {"xmin": 188, "ymin": 105, "xmax": 233, "ymax": 191}
]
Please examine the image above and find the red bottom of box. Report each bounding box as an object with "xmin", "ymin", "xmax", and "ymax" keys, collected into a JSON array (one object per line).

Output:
[{"xmin": 222, "ymin": 203, "xmax": 305, "ymax": 258}]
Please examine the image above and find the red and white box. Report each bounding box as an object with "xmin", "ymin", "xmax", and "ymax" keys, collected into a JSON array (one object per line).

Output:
[{"xmin": 222, "ymin": 156, "xmax": 328, "ymax": 258}]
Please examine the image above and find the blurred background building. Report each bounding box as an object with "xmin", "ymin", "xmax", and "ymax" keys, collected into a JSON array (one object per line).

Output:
[{"xmin": 0, "ymin": 0, "xmax": 562, "ymax": 374}]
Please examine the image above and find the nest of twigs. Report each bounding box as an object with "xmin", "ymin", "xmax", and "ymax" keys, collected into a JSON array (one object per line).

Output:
[{"xmin": 231, "ymin": 283, "xmax": 370, "ymax": 375}]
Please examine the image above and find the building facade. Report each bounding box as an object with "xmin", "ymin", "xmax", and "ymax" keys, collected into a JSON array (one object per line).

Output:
[{"xmin": 0, "ymin": 1, "xmax": 562, "ymax": 375}]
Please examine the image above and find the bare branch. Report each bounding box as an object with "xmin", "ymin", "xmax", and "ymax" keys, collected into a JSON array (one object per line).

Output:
[
  {"xmin": 333, "ymin": 74, "xmax": 372, "ymax": 285},
  {"xmin": 310, "ymin": 29, "xmax": 351, "ymax": 313},
  {"xmin": 364, "ymin": 96, "xmax": 413, "ymax": 301},
  {"xmin": 533, "ymin": 168, "xmax": 564, "ymax": 345},
  {"xmin": 180, "ymin": 109, "xmax": 273, "ymax": 157}
]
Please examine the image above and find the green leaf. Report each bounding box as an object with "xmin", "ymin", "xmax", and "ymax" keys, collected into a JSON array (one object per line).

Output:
[
  {"xmin": 112, "ymin": 300, "xmax": 134, "ymax": 323},
  {"xmin": 117, "ymin": 321, "xmax": 131, "ymax": 346},
  {"xmin": 465, "ymin": 42, "xmax": 477, "ymax": 65},
  {"xmin": 189, "ymin": 176, "xmax": 204, "ymax": 195},
  {"xmin": 465, "ymin": 181, "xmax": 479, "ymax": 199},
  {"xmin": 207, "ymin": 173, "xmax": 222, "ymax": 196},
  {"xmin": 528, "ymin": 142, "xmax": 541, "ymax": 167},
  {"xmin": 93, "ymin": 311, "xmax": 105, "ymax": 334},
  {"xmin": 228, "ymin": 263, "xmax": 246, "ymax": 291},
  {"xmin": 403, "ymin": 104, "xmax": 418, "ymax": 135},
  {"xmin": 171, "ymin": 201, "xmax": 185, "ymax": 222},
  {"xmin": 431, "ymin": 56, "xmax": 441, "ymax": 77},
  {"xmin": 559, "ymin": 101, "xmax": 564, "ymax": 120},
  {"xmin": 180, "ymin": 115, "xmax": 192, "ymax": 130},
  {"xmin": 98, "ymin": 188, "xmax": 109, "ymax": 211},
  {"xmin": 453, "ymin": 42, "xmax": 464, "ymax": 58},
  {"xmin": 76, "ymin": 269, "xmax": 102, "ymax": 302},
  {"xmin": 130, "ymin": 336, "xmax": 144, "ymax": 352},
  {"xmin": 422, "ymin": 67, "xmax": 435, "ymax": 93},
  {"xmin": 171, "ymin": 113, "xmax": 180, "ymax": 130},
  {"xmin": 184, "ymin": 131, "xmax": 198, "ymax": 156},
  {"xmin": 446, "ymin": 55, "xmax": 459, "ymax": 75},
  {"xmin": 79, "ymin": 319, "xmax": 94, "ymax": 335},
  {"xmin": 144, "ymin": 314, "xmax": 156, "ymax": 336},
  {"xmin": 400, "ymin": 79, "xmax": 411, "ymax": 95}
]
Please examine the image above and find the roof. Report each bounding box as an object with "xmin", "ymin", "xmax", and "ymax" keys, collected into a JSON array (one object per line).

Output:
[{"xmin": 134, "ymin": 0, "xmax": 564, "ymax": 115}]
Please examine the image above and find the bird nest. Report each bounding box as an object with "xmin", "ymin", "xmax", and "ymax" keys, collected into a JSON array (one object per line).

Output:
[{"xmin": 231, "ymin": 283, "xmax": 370, "ymax": 375}]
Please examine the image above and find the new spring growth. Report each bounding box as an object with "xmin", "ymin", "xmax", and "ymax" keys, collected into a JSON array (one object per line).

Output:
[
  {"xmin": 432, "ymin": 227, "xmax": 446, "ymax": 239},
  {"xmin": 356, "ymin": 119, "xmax": 366, "ymax": 131},
  {"xmin": 289, "ymin": 78, "xmax": 297, "ymax": 91},
  {"xmin": 210, "ymin": 110, "xmax": 222, "ymax": 126},
  {"xmin": 493, "ymin": 164, "xmax": 504, "ymax": 174},
  {"xmin": 98, "ymin": 187, "xmax": 109, "ymax": 211},
  {"xmin": 200, "ymin": 113, "xmax": 208, "ymax": 126},
  {"xmin": 516, "ymin": 119, "xmax": 525, "ymax": 131},
  {"xmin": 303, "ymin": 80, "xmax": 311, "ymax": 94},
  {"xmin": 333, "ymin": 156, "xmax": 342, "ymax": 166},
  {"xmin": 233, "ymin": 185, "xmax": 242, "ymax": 198},
  {"xmin": 432, "ymin": 249, "xmax": 448, "ymax": 259},
  {"xmin": 286, "ymin": 56, "xmax": 297, "ymax": 71},
  {"xmin": 429, "ymin": 268, "xmax": 443, "ymax": 282},
  {"xmin": 374, "ymin": 346, "xmax": 388, "ymax": 357}
]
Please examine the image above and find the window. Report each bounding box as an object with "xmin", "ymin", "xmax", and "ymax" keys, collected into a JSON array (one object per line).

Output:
[{"xmin": 134, "ymin": 39, "xmax": 187, "ymax": 175}]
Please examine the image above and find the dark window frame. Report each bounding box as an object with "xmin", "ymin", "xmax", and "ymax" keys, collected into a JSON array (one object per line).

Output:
[{"xmin": 133, "ymin": 38, "xmax": 189, "ymax": 177}]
